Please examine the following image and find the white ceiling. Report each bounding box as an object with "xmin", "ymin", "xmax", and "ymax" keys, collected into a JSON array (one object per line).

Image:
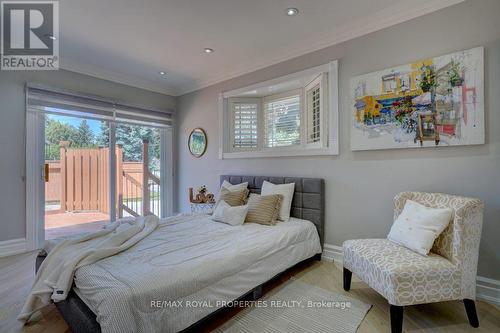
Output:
[{"xmin": 59, "ymin": 0, "xmax": 464, "ymax": 96}]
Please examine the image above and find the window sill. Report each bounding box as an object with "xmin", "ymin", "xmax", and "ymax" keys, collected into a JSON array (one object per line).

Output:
[{"xmin": 220, "ymin": 146, "xmax": 338, "ymax": 159}]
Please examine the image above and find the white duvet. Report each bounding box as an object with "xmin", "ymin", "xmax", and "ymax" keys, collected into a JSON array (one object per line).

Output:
[
  {"xmin": 73, "ymin": 214, "xmax": 321, "ymax": 333},
  {"xmin": 18, "ymin": 216, "xmax": 159, "ymax": 323}
]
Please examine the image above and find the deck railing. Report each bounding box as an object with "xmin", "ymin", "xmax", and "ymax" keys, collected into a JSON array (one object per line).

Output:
[{"xmin": 148, "ymin": 170, "xmax": 161, "ymax": 217}]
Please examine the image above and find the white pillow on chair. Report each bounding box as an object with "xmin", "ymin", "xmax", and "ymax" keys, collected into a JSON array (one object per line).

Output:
[
  {"xmin": 261, "ymin": 181, "xmax": 295, "ymax": 222},
  {"xmin": 212, "ymin": 200, "xmax": 248, "ymax": 226},
  {"xmin": 387, "ymin": 199, "xmax": 452, "ymax": 255}
]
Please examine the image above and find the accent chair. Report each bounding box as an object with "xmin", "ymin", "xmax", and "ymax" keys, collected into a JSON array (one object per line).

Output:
[{"xmin": 342, "ymin": 191, "xmax": 484, "ymax": 333}]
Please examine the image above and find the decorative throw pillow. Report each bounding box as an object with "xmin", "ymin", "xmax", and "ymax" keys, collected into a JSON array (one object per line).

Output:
[
  {"xmin": 221, "ymin": 180, "xmax": 248, "ymax": 192},
  {"xmin": 387, "ymin": 199, "xmax": 453, "ymax": 255},
  {"xmin": 245, "ymin": 193, "xmax": 283, "ymax": 226},
  {"xmin": 261, "ymin": 181, "xmax": 295, "ymax": 221},
  {"xmin": 218, "ymin": 187, "xmax": 249, "ymax": 207},
  {"xmin": 212, "ymin": 200, "xmax": 248, "ymax": 226}
]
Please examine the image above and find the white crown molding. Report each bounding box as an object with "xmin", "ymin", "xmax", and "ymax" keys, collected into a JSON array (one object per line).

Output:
[
  {"xmin": 57, "ymin": 0, "xmax": 464, "ymax": 96},
  {"xmin": 59, "ymin": 58, "xmax": 178, "ymax": 97},
  {"xmin": 174, "ymin": 0, "xmax": 465, "ymax": 96},
  {"xmin": 0, "ymin": 238, "xmax": 27, "ymax": 257},
  {"xmin": 321, "ymin": 242, "xmax": 500, "ymax": 306}
]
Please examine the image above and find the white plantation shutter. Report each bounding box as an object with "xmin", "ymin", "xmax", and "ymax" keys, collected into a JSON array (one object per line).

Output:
[
  {"xmin": 264, "ymin": 95, "xmax": 301, "ymax": 148},
  {"xmin": 305, "ymin": 74, "xmax": 326, "ymax": 146},
  {"xmin": 306, "ymin": 84, "xmax": 321, "ymax": 143},
  {"xmin": 232, "ymin": 102, "xmax": 258, "ymax": 148}
]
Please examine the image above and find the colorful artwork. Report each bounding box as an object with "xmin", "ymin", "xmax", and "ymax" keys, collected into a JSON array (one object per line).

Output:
[
  {"xmin": 350, "ymin": 47, "xmax": 484, "ymax": 151},
  {"xmin": 188, "ymin": 128, "xmax": 207, "ymax": 157}
]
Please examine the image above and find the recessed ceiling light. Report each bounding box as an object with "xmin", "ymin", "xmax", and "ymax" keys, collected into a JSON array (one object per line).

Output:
[
  {"xmin": 204, "ymin": 48, "xmax": 214, "ymax": 54},
  {"xmin": 286, "ymin": 8, "xmax": 299, "ymax": 16},
  {"xmin": 159, "ymin": 71, "xmax": 166, "ymax": 75}
]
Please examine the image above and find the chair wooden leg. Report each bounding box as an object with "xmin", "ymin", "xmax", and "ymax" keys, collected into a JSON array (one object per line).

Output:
[
  {"xmin": 343, "ymin": 267, "xmax": 352, "ymax": 291},
  {"xmin": 390, "ymin": 305, "xmax": 404, "ymax": 333},
  {"xmin": 463, "ymin": 299, "xmax": 479, "ymax": 328}
]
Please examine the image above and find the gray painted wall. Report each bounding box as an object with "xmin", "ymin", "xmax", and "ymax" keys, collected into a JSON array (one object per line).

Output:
[
  {"xmin": 0, "ymin": 69, "xmax": 175, "ymax": 242},
  {"xmin": 175, "ymin": 0, "xmax": 500, "ymax": 279}
]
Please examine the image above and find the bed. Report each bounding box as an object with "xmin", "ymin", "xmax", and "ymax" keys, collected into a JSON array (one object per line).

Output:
[{"xmin": 35, "ymin": 175, "xmax": 325, "ymax": 333}]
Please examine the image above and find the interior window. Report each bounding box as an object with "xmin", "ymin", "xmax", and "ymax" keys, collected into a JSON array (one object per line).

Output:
[
  {"xmin": 264, "ymin": 95, "xmax": 301, "ymax": 148},
  {"xmin": 220, "ymin": 61, "xmax": 338, "ymax": 158}
]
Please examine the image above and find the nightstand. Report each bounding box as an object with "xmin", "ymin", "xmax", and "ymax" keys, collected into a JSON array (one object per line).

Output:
[{"xmin": 190, "ymin": 202, "xmax": 215, "ymax": 215}]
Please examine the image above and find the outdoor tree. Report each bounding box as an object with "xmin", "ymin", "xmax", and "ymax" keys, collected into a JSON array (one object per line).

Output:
[
  {"xmin": 75, "ymin": 120, "xmax": 95, "ymax": 147},
  {"xmin": 45, "ymin": 118, "xmax": 78, "ymax": 159},
  {"xmin": 96, "ymin": 122, "xmax": 161, "ymax": 169},
  {"xmin": 45, "ymin": 118, "xmax": 100, "ymax": 159},
  {"xmin": 116, "ymin": 124, "xmax": 160, "ymax": 163},
  {"xmin": 45, "ymin": 118, "xmax": 77, "ymax": 145},
  {"xmin": 96, "ymin": 122, "xmax": 110, "ymax": 147}
]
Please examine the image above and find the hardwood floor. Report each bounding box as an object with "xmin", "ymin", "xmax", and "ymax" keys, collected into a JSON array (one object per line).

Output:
[{"xmin": 1, "ymin": 252, "xmax": 499, "ymax": 333}]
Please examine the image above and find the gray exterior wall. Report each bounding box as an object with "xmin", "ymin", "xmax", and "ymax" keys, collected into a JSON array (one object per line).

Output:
[
  {"xmin": 0, "ymin": 69, "xmax": 175, "ymax": 242},
  {"xmin": 175, "ymin": 0, "xmax": 500, "ymax": 279}
]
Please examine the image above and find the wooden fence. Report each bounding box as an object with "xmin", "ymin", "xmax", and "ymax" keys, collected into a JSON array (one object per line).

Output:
[
  {"xmin": 52, "ymin": 146, "xmax": 113, "ymax": 213},
  {"xmin": 45, "ymin": 141, "xmax": 160, "ymax": 217}
]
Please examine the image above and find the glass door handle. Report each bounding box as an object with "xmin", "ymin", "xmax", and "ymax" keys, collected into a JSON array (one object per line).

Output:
[{"xmin": 44, "ymin": 163, "xmax": 49, "ymax": 182}]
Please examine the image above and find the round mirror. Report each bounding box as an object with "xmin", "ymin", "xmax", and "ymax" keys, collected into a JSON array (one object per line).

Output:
[{"xmin": 188, "ymin": 128, "xmax": 207, "ymax": 157}]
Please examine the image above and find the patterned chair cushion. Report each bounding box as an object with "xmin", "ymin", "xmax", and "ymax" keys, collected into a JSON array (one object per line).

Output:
[{"xmin": 343, "ymin": 239, "xmax": 462, "ymax": 306}]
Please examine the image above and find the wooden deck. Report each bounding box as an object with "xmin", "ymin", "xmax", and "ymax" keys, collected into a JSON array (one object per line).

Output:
[{"xmin": 45, "ymin": 211, "xmax": 109, "ymax": 239}]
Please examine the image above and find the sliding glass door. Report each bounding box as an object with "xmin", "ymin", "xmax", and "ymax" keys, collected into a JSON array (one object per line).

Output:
[
  {"xmin": 115, "ymin": 123, "xmax": 163, "ymax": 219},
  {"xmin": 44, "ymin": 114, "xmax": 111, "ymax": 239},
  {"xmin": 26, "ymin": 84, "xmax": 173, "ymax": 244}
]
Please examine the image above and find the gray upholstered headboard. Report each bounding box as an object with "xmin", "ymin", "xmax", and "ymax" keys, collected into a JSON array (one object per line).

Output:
[{"xmin": 220, "ymin": 175, "xmax": 325, "ymax": 246}]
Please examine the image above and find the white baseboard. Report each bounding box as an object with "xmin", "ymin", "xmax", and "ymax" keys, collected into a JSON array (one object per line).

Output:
[
  {"xmin": 321, "ymin": 242, "xmax": 500, "ymax": 306},
  {"xmin": 476, "ymin": 276, "xmax": 500, "ymax": 306},
  {"xmin": 321, "ymin": 243, "xmax": 343, "ymax": 263},
  {"xmin": 0, "ymin": 238, "xmax": 27, "ymax": 257}
]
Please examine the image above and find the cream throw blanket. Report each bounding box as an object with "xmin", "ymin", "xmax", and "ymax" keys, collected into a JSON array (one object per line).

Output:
[{"xmin": 18, "ymin": 215, "xmax": 159, "ymax": 322}]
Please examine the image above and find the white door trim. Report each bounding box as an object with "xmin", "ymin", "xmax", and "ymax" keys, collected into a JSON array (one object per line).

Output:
[
  {"xmin": 160, "ymin": 127, "xmax": 174, "ymax": 217},
  {"xmin": 25, "ymin": 110, "xmax": 45, "ymax": 251},
  {"xmin": 109, "ymin": 123, "xmax": 117, "ymax": 221}
]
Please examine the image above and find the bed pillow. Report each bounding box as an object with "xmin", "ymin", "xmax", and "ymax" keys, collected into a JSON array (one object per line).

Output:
[
  {"xmin": 261, "ymin": 181, "xmax": 295, "ymax": 221},
  {"xmin": 387, "ymin": 199, "xmax": 453, "ymax": 255},
  {"xmin": 212, "ymin": 200, "xmax": 248, "ymax": 226},
  {"xmin": 245, "ymin": 193, "xmax": 282, "ymax": 226},
  {"xmin": 218, "ymin": 187, "xmax": 249, "ymax": 207},
  {"xmin": 221, "ymin": 180, "xmax": 248, "ymax": 192}
]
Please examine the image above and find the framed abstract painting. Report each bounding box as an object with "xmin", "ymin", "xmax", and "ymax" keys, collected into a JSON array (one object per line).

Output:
[{"xmin": 350, "ymin": 47, "xmax": 484, "ymax": 151}]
